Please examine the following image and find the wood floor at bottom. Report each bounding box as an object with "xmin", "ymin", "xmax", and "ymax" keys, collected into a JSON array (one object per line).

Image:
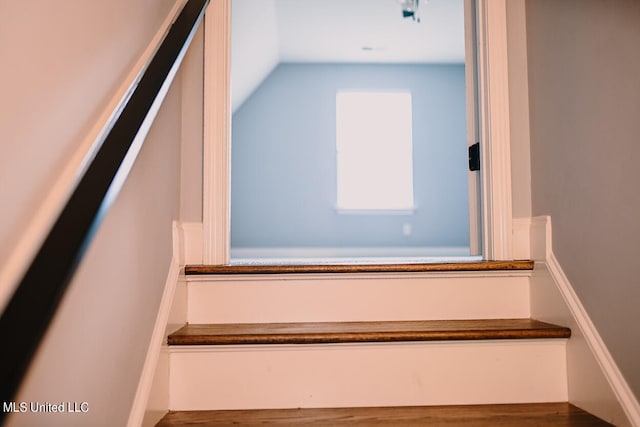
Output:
[{"xmin": 155, "ymin": 402, "xmax": 613, "ymax": 426}]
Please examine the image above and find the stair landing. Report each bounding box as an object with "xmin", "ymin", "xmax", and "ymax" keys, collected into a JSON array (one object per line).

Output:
[
  {"xmin": 185, "ymin": 260, "xmax": 534, "ymax": 275},
  {"xmin": 156, "ymin": 403, "xmax": 613, "ymax": 426}
]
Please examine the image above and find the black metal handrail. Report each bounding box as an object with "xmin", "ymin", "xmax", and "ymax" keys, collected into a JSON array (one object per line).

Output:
[{"xmin": 0, "ymin": 0, "xmax": 209, "ymax": 421}]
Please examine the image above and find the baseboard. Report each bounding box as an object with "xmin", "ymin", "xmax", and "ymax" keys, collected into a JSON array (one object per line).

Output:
[
  {"xmin": 230, "ymin": 246, "xmax": 472, "ymax": 261},
  {"xmin": 140, "ymin": 345, "xmax": 171, "ymax": 427},
  {"xmin": 548, "ymin": 253, "xmax": 639, "ymax": 426},
  {"xmin": 529, "ymin": 215, "xmax": 550, "ymax": 261},
  {"xmin": 180, "ymin": 222, "xmax": 203, "ymax": 264},
  {"xmin": 511, "ymin": 217, "xmax": 531, "ymax": 260},
  {"xmin": 127, "ymin": 221, "xmax": 182, "ymax": 427},
  {"xmin": 529, "ymin": 216, "xmax": 638, "ymax": 426}
]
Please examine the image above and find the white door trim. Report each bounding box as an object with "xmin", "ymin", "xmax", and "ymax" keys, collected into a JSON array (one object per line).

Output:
[
  {"xmin": 464, "ymin": 0, "xmax": 481, "ymax": 256},
  {"xmin": 202, "ymin": 0, "xmax": 232, "ymax": 264},
  {"xmin": 201, "ymin": 0, "xmax": 514, "ymax": 264},
  {"xmin": 475, "ymin": 0, "xmax": 514, "ymax": 260}
]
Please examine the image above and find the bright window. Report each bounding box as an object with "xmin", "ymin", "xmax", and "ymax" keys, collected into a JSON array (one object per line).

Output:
[{"xmin": 336, "ymin": 91, "xmax": 414, "ymax": 211}]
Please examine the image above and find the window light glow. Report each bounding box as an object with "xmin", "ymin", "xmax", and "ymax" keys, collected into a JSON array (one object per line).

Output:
[{"xmin": 336, "ymin": 91, "xmax": 414, "ymax": 210}]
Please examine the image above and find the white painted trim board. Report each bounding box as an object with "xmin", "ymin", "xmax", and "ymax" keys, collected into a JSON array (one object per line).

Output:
[
  {"xmin": 512, "ymin": 217, "xmax": 532, "ymax": 260},
  {"xmin": 475, "ymin": 0, "xmax": 514, "ymax": 261},
  {"xmin": 202, "ymin": 0, "xmax": 232, "ymax": 265},
  {"xmin": 548, "ymin": 253, "xmax": 639, "ymax": 426},
  {"xmin": 186, "ymin": 273, "xmax": 530, "ymax": 324},
  {"xmin": 180, "ymin": 222, "xmax": 203, "ymax": 265},
  {"xmin": 230, "ymin": 246, "xmax": 472, "ymax": 261},
  {"xmin": 127, "ymin": 222, "xmax": 182, "ymax": 427},
  {"xmin": 169, "ymin": 340, "xmax": 567, "ymax": 410}
]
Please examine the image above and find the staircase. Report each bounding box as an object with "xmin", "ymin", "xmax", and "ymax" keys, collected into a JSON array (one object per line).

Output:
[{"xmin": 155, "ymin": 261, "xmax": 612, "ymax": 425}]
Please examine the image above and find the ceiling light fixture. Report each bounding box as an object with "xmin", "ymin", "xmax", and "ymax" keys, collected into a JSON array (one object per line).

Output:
[
  {"xmin": 397, "ymin": 0, "xmax": 421, "ymax": 22},
  {"xmin": 361, "ymin": 46, "xmax": 386, "ymax": 52}
]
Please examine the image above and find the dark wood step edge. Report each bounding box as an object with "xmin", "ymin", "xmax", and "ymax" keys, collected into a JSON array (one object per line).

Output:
[
  {"xmin": 168, "ymin": 319, "xmax": 570, "ymax": 346},
  {"xmin": 156, "ymin": 403, "xmax": 613, "ymax": 427},
  {"xmin": 185, "ymin": 260, "xmax": 534, "ymax": 275}
]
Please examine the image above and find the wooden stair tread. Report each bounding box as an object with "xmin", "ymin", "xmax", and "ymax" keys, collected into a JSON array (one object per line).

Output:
[
  {"xmin": 156, "ymin": 403, "xmax": 612, "ymax": 426},
  {"xmin": 185, "ymin": 260, "xmax": 534, "ymax": 275},
  {"xmin": 168, "ymin": 319, "xmax": 570, "ymax": 346}
]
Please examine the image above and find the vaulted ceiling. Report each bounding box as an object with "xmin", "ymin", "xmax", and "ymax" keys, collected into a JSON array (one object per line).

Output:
[{"xmin": 231, "ymin": 0, "xmax": 465, "ymax": 112}]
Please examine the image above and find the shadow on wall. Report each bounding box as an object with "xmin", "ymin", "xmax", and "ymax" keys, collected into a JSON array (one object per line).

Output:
[{"xmin": 231, "ymin": 63, "xmax": 470, "ymax": 259}]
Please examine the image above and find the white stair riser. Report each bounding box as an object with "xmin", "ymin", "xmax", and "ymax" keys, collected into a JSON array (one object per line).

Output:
[
  {"xmin": 187, "ymin": 273, "xmax": 530, "ymax": 323},
  {"xmin": 169, "ymin": 340, "xmax": 567, "ymax": 410}
]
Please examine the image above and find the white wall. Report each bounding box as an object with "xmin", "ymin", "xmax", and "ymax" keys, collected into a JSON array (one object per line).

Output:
[
  {"xmin": 231, "ymin": 63, "xmax": 470, "ymax": 251},
  {"xmin": 0, "ymin": 0, "xmax": 175, "ymax": 277},
  {"xmin": 0, "ymin": 1, "xmax": 202, "ymax": 425},
  {"xmin": 7, "ymin": 75, "xmax": 183, "ymax": 427},
  {"xmin": 180, "ymin": 25, "xmax": 205, "ymax": 223},
  {"xmin": 141, "ymin": 26, "xmax": 206, "ymax": 427},
  {"xmin": 230, "ymin": 0, "xmax": 279, "ymax": 112},
  {"xmin": 526, "ymin": 0, "xmax": 640, "ymax": 401}
]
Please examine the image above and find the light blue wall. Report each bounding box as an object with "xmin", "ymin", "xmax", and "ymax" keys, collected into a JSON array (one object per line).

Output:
[{"xmin": 231, "ymin": 63, "xmax": 469, "ymax": 250}]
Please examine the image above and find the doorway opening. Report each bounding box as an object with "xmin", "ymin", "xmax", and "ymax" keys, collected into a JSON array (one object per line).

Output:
[{"xmin": 228, "ymin": 0, "xmax": 481, "ymax": 265}]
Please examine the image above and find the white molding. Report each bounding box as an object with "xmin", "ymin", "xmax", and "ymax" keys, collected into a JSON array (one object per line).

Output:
[
  {"xmin": 529, "ymin": 215, "xmax": 551, "ymax": 261},
  {"xmin": 529, "ymin": 215, "xmax": 639, "ymax": 426},
  {"xmin": 187, "ymin": 269, "xmax": 531, "ymax": 283},
  {"xmin": 180, "ymin": 222, "xmax": 203, "ymax": 265},
  {"xmin": 504, "ymin": 0, "xmax": 533, "ymax": 219},
  {"xmin": 464, "ymin": 0, "xmax": 482, "ymax": 256},
  {"xmin": 202, "ymin": 0, "xmax": 232, "ymax": 265},
  {"xmin": 127, "ymin": 221, "xmax": 183, "ymax": 427},
  {"xmin": 140, "ymin": 345, "xmax": 170, "ymax": 427},
  {"xmin": 476, "ymin": 0, "xmax": 513, "ymax": 260},
  {"xmin": 231, "ymin": 246, "xmax": 472, "ymax": 260},
  {"xmin": 0, "ymin": 0, "xmax": 187, "ymax": 314},
  {"xmin": 511, "ymin": 217, "xmax": 531, "ymax": 260},
  {"xmin": 546, "ymin": 253, "xmax": 640, "ymax": 426}
]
